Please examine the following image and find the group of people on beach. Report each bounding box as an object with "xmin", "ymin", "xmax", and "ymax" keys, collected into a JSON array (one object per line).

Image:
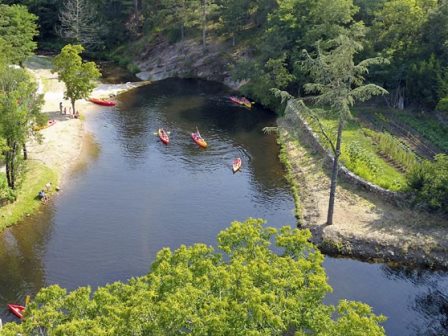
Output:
[{"xmin": 59, "ymin": 102, "xmax": 79, "ymax": 118}]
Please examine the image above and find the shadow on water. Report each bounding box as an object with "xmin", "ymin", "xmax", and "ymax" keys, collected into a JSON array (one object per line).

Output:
[{"xmin": 0, "ymin": 206, "xmax": 55, "ymax": 322}]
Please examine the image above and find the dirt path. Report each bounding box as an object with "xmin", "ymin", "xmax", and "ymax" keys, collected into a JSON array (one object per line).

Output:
[{"xmin": 278, "ymin": 117, "xmax": 448, "ymax": 268}]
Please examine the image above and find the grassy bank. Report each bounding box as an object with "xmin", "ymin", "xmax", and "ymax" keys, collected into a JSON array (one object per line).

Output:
[
  {"xmin": 0, "ymin": 161, "xmax": 58, "ymax": 231},
  {"xmin": 303, "ymin": 113, "xmax": 407, "ymax": 191},
  {"xmin": 277, "ymin": 136, "xmax": 304, "ymax": 225}
]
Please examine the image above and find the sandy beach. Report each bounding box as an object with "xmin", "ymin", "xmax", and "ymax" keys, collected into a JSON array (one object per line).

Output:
[{"xmin": 25, "ymin": 56, "xmax": 148, "ymax": 183}]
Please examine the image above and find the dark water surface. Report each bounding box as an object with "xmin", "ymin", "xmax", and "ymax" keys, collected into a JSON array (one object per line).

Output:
[{"xmin": 0, "ymin": 79, "xmax": 447, "ymax": 335}]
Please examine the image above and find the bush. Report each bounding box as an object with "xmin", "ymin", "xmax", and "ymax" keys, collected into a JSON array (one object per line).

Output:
[
  {"xmin": 407, "ymin": 154, "xmax": 448, "ymax": 212},
  {"xmin": 436, "ymin": 97, "xmax": 448, "ymax": 112},
  {"xmin": 0, "ymin": 173, "xmax": 16, "ymax": 204}
]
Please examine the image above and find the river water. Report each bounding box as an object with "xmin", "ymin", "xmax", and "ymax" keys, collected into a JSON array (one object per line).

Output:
[{"xmin": 0, "ymin": 79, "xmax": 447, "ymax": 335}]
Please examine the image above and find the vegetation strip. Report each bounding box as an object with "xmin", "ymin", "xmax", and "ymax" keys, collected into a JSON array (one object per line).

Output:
[
  {"xmin": 0, "ymin": 162, "xmax": 58, "ymax": 231},
  {"xmin": 277, "ymin": 136, "xmax": 304, "ymax": 225}
]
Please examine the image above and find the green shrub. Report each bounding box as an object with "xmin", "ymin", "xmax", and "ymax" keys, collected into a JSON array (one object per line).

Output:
[
  {"xmin": 0, "ymin": 173, "xmax": 16, "ymax": 204},
  {"xmin": 436, "ymin": 97, "xmax": 448, "ymax": 112},
  {"xmin": 407, "ymin": 154, "xmax": 448, "ymax": 213}
]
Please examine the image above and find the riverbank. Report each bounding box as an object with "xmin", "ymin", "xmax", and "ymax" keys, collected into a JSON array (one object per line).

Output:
[
  {"xmin": 25, "ymin": 56, "xmax": 149, "ymax": 181},
  {"xmin": 278, "ymin": 116, "xmax": 448, "ymax": 269},
  {"xmin": 0, "ymin": 56, "xmax": 149, "ymax": 231}
]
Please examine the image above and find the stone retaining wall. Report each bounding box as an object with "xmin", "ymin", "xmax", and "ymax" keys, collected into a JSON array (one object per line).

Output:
[{"xmin": 284, "ymin": 100, "xmax": 405, "ymax": 204}]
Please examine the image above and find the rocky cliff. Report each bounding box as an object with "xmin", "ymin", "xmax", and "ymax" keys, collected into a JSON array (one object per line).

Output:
[{"xmin": 135, "ymin": 36, "xmax": 244, "ymax": 90}]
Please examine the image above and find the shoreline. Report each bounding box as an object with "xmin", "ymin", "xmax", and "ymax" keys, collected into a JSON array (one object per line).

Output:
[
  {"xmin": 277, "ymin": 116, "xmax": 448, "ymax": 269},
  {"xmin": 26, "ymin": 57, "xmax": 149, "ymax": 185},
  {"xmin": 0, "ymin": 56, "xmax": 149, "ymax": 230}
]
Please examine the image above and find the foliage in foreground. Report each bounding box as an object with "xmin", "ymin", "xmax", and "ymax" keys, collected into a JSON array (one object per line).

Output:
[
  {"xmin": 407, "ymin": 154, "xmax": 448, "ymax": 213},
  {"xmin": 2, "ymin": 219, "xmax": 386, "ymax": 335}
]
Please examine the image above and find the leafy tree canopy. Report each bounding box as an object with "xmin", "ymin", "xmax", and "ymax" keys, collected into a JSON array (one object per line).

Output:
[
  {"xmin": 0, "ymin": 4, "xmax": 38, "ymax": 65},
  {"xmin": 1, "ymin": 219, "xmax": 386, "ymax": 335},
  {"xmin": 0, "ymin": 62, "xmax": 44, "ymax": 188},
  {"xmin": 52, "ymin": 44, "xmax": 101, "ymax": 111}
]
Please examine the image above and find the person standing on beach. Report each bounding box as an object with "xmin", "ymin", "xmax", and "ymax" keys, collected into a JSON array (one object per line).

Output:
[
  {"xmin": 63, "ymin": 107, "xmax": 67, "ymax": 115},
  {"xmin": 59, "ymin": 102, "xmax": 63, "ymax": 114}
]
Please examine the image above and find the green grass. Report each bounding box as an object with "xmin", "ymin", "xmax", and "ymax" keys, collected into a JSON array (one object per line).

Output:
[
  {"xmin": 305, "ymin": 115, "xmax": 407, "ymax": 191},
  {"xmin": 0, "ymin": 161, "xmax": 59, "ymax": 231}
]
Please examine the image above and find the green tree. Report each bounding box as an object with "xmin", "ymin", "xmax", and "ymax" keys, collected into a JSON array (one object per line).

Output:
[
  {"xmin": 288, "ymin": 34, "xmax": 387, "ymax": 225},
  {"xmin": 219, "ymin": 0, "xmax": 249, "ymax": 46},
  {"xmin": 371, "ymin": 0, "xmax": 437, "ymax": 108},
  {"xmin": 0, "ymin": 4, "xmax": 38, "ymax": 66},
  {"xmin": 0, "ymin": 64, "xmax": 43, "ymax": 189},
  {"xmin": 52, "ymin": 44, "xmax": 101, "ymax": 114},
  {"xmin": 1, "ymin": 219, "xmax": 386, "ymax": 335},
  {"xmin": 233, "ymin": 0, "xmax": 361, "ymax": 111}
]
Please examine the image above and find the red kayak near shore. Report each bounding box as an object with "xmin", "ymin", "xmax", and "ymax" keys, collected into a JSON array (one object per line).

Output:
[
  {"xmin": 158, "ymin": 128, "xmax": 170, "ymax": 144},
  {"xmin": 89, "ymin": 98, "xmax": 117, "ymax": 107},
  {"xmin": 8, "ymin": 304, "xmax": 25, "ymax": 319}
]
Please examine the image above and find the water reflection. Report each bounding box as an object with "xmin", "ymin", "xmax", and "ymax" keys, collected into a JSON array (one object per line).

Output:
[
  {"xmin": 382, "ymin": 266, "xmax": 448, "ymax": 335},
  {"xmin": 0, "ymin": 206, "xmax": 55, "ymax": 322}
]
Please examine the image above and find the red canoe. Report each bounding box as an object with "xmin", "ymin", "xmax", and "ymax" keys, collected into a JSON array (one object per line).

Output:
[
  {"xmin": 229, "ymin": 96, "xmax": 252, "ymax": 108},
  {"xmin": 191, "ymin": 131, "xmax": 207, "ymax": 148},
  {"xmin": 8, "ymin": 304, "xmax": 25, "ymax": 319},
  {"xmin": 158, "ymin": 128, "xmax": 170, "ymax": 144},
  {"xmin": 89, "ymin": 98, "xmax": 117, "ymax": 107},
  {"xmin": 232, "ymin": 158, "xmax": 242, "ymax": 173}
]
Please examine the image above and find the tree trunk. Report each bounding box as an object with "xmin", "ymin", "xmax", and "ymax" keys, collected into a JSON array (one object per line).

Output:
[
  {"xmin": 5, "ymin": 150, "xmax": 11, "ymax": 189},
  {"xmin": 71, "ymin": 99, "xmax": 76, "ymax": 116},
  {"xmin": 10, "ymin": 143, "xmax": 17, "ymax": 190},
  {"xmin": 23, "ymin": 143, "xmax": 28, "ymax": 160},
  {"xmin": 326, "ymin": 118, "xmax": 344, "ymax": 225},
  {"xmin": 201, "ymin": 0, "xmax": 207, "ymax": 51}
]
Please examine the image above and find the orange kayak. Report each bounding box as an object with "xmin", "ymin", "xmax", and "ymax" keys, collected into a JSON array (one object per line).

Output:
[
  {"xmin": 232, "ymin": 158, "xmax": 242, "ymax": 173},
  {"xmin": 192, "ymin": 131, "xmax": 207, "ymax": 148},
  {"xmin": 158, "ymin": 128, "xmax": 169, "ymax": 144},
  {"xmin": 8, "ymin": 304, "xmax": 25, "ymax": 319}
]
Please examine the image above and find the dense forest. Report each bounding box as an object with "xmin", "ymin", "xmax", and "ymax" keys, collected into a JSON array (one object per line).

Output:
[{"xmin": 3, "ymin": 0, "xmax": 448, "ymax": 112}]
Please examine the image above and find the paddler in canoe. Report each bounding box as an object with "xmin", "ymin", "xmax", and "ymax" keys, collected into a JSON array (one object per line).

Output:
[
  {"xmin": 192, "ymin": 128, "xmax": 207, "ymax": 148},
  {"xmin": 229, "ymin": 96, "xmax": 253, "ymax": 108}
]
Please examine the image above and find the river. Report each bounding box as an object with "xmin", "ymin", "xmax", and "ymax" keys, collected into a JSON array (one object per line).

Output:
[{"xmin": 0, "ymin": 79, "xmax": 447, "ymax": 335}]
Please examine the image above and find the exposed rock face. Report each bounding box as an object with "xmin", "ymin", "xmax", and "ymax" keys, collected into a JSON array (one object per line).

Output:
[{"xmin": 135, "ymin": 36, "xmax": 244, "ymax": 90}]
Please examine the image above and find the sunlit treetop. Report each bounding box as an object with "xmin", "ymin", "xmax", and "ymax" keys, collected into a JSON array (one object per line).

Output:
[{"xmin": 2, "ymin": 218, "xmax": 386, "ymax": 336}]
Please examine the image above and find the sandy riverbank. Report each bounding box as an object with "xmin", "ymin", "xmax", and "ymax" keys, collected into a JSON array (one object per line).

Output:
[
  {"xmin": 278, "ymin": 117, "xmax": 448, "ymax": 269},
  {"xmin": 26, "ymin": 56, "xmax": 149, "ymax": 183}
]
